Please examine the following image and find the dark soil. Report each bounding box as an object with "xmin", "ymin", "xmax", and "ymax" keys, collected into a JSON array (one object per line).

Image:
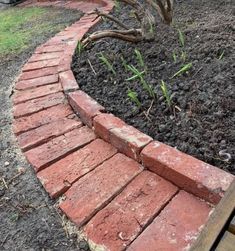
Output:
[
  {"xmin": 72, "ymin": 0, "xmax": 235, "ymax": 174},
  {"xmin": 0, "ymin": 6, "xmax": 90, "ymax": 251}
]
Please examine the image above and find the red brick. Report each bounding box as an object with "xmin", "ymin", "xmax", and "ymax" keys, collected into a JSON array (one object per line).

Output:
[
  {"xmin": 18, "ymin": 117, "xmax": 82, "ymax": 151},
  {"xmin": 68, "ymin": 91, "xmax": 105, "ymax": 127},
  {"xmin": 25, "ymin": 126, "xmax": 96, "ymax": 172},
  {"xmin": 141, "ymin": 141, "xmax": 234, "ymax": 204},
  {"xmin": 15, "ymin": 74, "xmax": 59, "ymax": 90},
  {"xmin": 13, "ymin": 103, "xmax": 73, "ymax": 135},
  {"xmin": 19, "ymin": 67, "xmax": 58, "ymax": 81},
  {"xmin": 35, "ymin": 44, "xmax": 65, "ymax": 54},
  {"xmin": 59, "ymin": 70, "xmax": 78, "ymax": 92},
  {"xmin": 22, "ymin": 59, "xmax": 60, "ymax": 72},
  {"xmin": 13, "ymin": 84, "xmax": 62, "ymax": 104},
  {"xmin": 45, "ymin": 36, "xmax": 75, "ymax": 46},
  {"xmin": 13, "ymin": 92, "xmax": 65, "ymax": 118},
  {"xmin": 57, "ymin": 30, "xmax": 79, "ymax": 37},
  {"xmin": 127, "ymin": 191, "xmax": 213, "ymax": 251},
  {"xmin": 110, "ymin": 125, "xmax": 152, "ymax": 162},
  {"xmin": 93, "ymin": 113, "xmax": 126, "ymax": 142},
  {"xmin": 58, "ymin": 56, "xmax": 72, "ymax": 72},
  {"xmin": 60, "ymin": 153, "xmax": 143, "ymax": 227},
  {"xmin": 28, "ymin": 52, "xmax": 63, "ymax": 63},
  {"xmin": 84, "ymin": 171, "xmax": 178, "ymax": 251},
  {"xmin": 37, "ymin": 139, "xmax": 117, "ymax": 198}
]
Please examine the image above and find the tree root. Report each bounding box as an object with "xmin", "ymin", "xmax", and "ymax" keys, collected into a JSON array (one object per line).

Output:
[{"xmin": 83, "ymin": 29, "xmax": 143, "ymax": 46}]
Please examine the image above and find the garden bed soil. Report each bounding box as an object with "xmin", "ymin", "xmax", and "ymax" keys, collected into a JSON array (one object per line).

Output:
[
  {"xmin": 72, "ymin": 0, "xmax": 235, "ymax": 174},
  {"xmin": 0, "ymin": 6, "xmax": 90, "ymax": 251}
]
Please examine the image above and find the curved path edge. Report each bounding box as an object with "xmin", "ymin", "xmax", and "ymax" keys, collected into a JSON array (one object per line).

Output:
[{"xmin": 12, "ymin": 1, "xmax": 234, "ymax": 250}]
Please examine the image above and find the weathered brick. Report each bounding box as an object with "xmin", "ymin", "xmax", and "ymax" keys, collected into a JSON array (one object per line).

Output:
[
  {"xmin": 22, "ymin": 59, "xmax": 60, "ymax": 72},
  {"xmin": 28, "ymin": 52, "xmax": 63, "ymax": 63},
  {"xmin": 25, "ymin": 126, "xmax": 96, "ymax": 172},
  {"xmin": 93, "ymin": 113, "xmax": 126, "ymax": 142},
  {"xmin": 68, "ymin": 91, "xmax": 105, "ymax": 127},
  {"xmin": 13, "ymin": 92, "xmax": 65, "ymax": 118},
  {"xmin": 85, "ymin": 171, "xmax": 178, "ymax": 251},
  {"xmin": 37, "ymin": 139, "xmax": 117, "ymax": 198},
  {"xmin": 60, "ymin": 153, "xmax": 143, "ymax": 227},
  {"xmin": 110, "ymin": 125, "xmax": 152, "ymax": 161},
  {"xmin": 19, "ymin": 66, "xmax": 58, "ymax": 81},
  {"xmin": 58, "ymin": 56, "xmax": 72, "ymax": 72},
  {"xmin": 141, "ymin": 141, "xmax": 234, "ymax": 204},
  {"xmin": 59, "ymin": 70, "xmax": 78, "ymax": 92},
  {"xmin": 15, "ymin": 74, "xmax": 59, "ymax": 90},
  {"xmin": 127, "ymin": 191, "xmax": 213, "ymax": 251},
  {"xmin": 13, "ymin": 84, "xmax": 62, "ymax": 104},
  {"xmin": 13, "ymin": 103, "xmax": 73, "ymax": 135},
  {"xmin": 18, "ymin": 117, "xmax": 82, "ymax": 151},
  {"xmin": 35, "ymin": 44, "xmax": 65, "ymax": 54}
]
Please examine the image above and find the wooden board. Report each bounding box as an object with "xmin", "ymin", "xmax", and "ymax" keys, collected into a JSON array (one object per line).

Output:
[
  {"xmin": 190, "ymin": 180, "xmax": 235, "ymax": 251},
  {"xmin": 215, "ymin": 231, "xmax": 235, "ymax": 251}
]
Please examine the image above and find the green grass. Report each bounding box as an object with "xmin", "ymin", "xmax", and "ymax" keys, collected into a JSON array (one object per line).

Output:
[{"xmin": 0, "ymin": 7, "xmax": 72, "ymax": 57}]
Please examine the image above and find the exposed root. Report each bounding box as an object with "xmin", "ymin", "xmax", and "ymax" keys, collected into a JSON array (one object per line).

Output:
[
  {"xmin": 82, "ymin": 1, "xmax": 174, "ymax": 46},
  {"xmin": 83, "ymin": 29, "xmax": 143, "ymax": 47}
]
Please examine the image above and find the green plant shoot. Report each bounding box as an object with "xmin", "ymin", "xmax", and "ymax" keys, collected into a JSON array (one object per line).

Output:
[
  {"xmin": 98, "ymin": 52, "xmax": 116, "ymax": 75},
  {"xmin": 172, "ymin": 51, "xmax": 177, "ymax": 62},
  {"xmin": 76, "ymin": 41, "xmax": 84, "ymax": 56},
  {"xmin": 160, "ymin": 80, "xmax": 172, "ymax": 108},
  {"xmin": 218, "ymin": 51, "xmax": 225, "ymax": 60},
  {"xmin": 121, "ymin": 56, "xmax": 128, "ymax": 70},
  {"xmin": 126, "ymin": 65, "xmax": 155, "ymax": 98},
  {"xmin": 114, "ymin": 0, "xmax": 121, "ymax": 12},
  {"xmin": 171, "ymin": 62, "xmax": 192, "ymax": 78},
  {"xmin": 180, "ymin": 50, "xmax": 187, "ymax": 62},
  {"xmin": 127, "ymin": 89, "xmax": 141, "ymax": 108},
  {"xmin": 135, "ymin": 49, "xmax": 145, "ymax": 68},
  {"xmin": 178, "ymin": 29, "xmax": 185, "ymax": 47}
]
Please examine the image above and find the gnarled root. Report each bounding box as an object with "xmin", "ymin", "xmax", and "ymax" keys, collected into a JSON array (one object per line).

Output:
[{"xmin": 83, "ymin": 29, "xmax": 143, "ymax": 47}]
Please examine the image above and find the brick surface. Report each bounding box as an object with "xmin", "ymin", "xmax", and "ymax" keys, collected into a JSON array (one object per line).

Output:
[
  {"xmin": 84, "ymin": 171, "xmax": 178, "ymax": 251},
  {"xmin": 22, "ymin": 59, "xmax": 60, "ymax": 72},
  {"xmin": 35, "ymin": 44, "xmax": 65, "ymax": 54},
  {"xmin": 19, "ymin": 66, "xmax": 58, "ymax": 81},
  {"xmin": 18, "ymin": 117, "xmax": 82, "ymax": 151},
  {"xmin": 93, "ymin": 113, "xmax": 126, "ymax": 142},
  {"xmin": 58, "ymin": 56, "xmax": 72, "ymax": 72},
  {"xmin": 60, "ymin": 153, "xmax": 143, "ymax": 227},
  {"xmin": 28, "ymin": 52, "xmax": 63, "ymax": 62},
  {"xmin": 110, "ymin": 125, "xmax": 152, "ymax": 161},
  {"xmin": 141, "ymin": 141, "xmax": 234, "ymax": 204},
  {"xmin": 59, "ymin": 70, "xmax": 78, "ymax": 92},
  {"xmin": 13, "ymin": 92, "xmax": 65, "ymax": 118},
  {"xmin": 15, "ymin": 74, "xmax": 59, "ymax": 90},
  {"xmin": 68, "ymin": 91, "xmax": 105, "ymax": 127},
  {"xmin": 37, "ymin": 139, "xmax": 117, "ymax": 198},
  {"xmin": 13, "ymin": 84, "xmax": 62, "ymax": 104},
  {"xmin": 127, "ymin": 191, "xmax": 213, "ymax": 251},
  {"xmin": 25, "ymin": 126, "xmax": 96, "ymax": 172},
  {"xmin": 13, "ymin": 103, "xmax": 73, "ymax": 135}
]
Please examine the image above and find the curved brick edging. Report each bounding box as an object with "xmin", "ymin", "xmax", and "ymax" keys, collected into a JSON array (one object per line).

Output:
[{"xmin": 12, "ymin": 1, "xmax": 234, "ymax": 250}]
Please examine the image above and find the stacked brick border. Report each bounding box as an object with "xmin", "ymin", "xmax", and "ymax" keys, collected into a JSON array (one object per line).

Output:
[{"xmin": 12, "ymin": 1, "xmax": 234, "ymax": 250}]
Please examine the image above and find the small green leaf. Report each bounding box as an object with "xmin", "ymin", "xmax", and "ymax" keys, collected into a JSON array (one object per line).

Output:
[{"xmin": 171, "ymin": 63, "xmax": 192, "ymax": 78}]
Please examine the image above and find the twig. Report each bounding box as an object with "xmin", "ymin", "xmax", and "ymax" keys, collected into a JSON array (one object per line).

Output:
[
  {"xmin": 92, "ymin": 8, "xmax": 130, "ymax": 30},
  {"xmin": 146, "ymin": 99, "xmax": 154, "ymax": 117},
  {"xmin": 8, "ymin": 172, "xmax": 24, "ymax": 185},
  {"xmin": 87, "ymin": 59, "xmax": 97, "ymax": 75},
  {"xmin": 1, "ymin": 178, "xmax": 8, "ymax": 189}
]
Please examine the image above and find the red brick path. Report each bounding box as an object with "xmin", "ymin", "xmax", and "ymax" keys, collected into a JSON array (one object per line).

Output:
[{"xmin": 12, "ymin": 1, "xmax": 234, "ymax": 250}]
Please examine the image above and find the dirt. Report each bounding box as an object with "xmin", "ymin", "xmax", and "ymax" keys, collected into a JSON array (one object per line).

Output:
[
  {"xmin": 0, "ymin": 6, "xmax": 90, "ymax": 251},
  {"xmin": 72, "ymin": 0, "xmax": 235, "ymax": 175}
]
